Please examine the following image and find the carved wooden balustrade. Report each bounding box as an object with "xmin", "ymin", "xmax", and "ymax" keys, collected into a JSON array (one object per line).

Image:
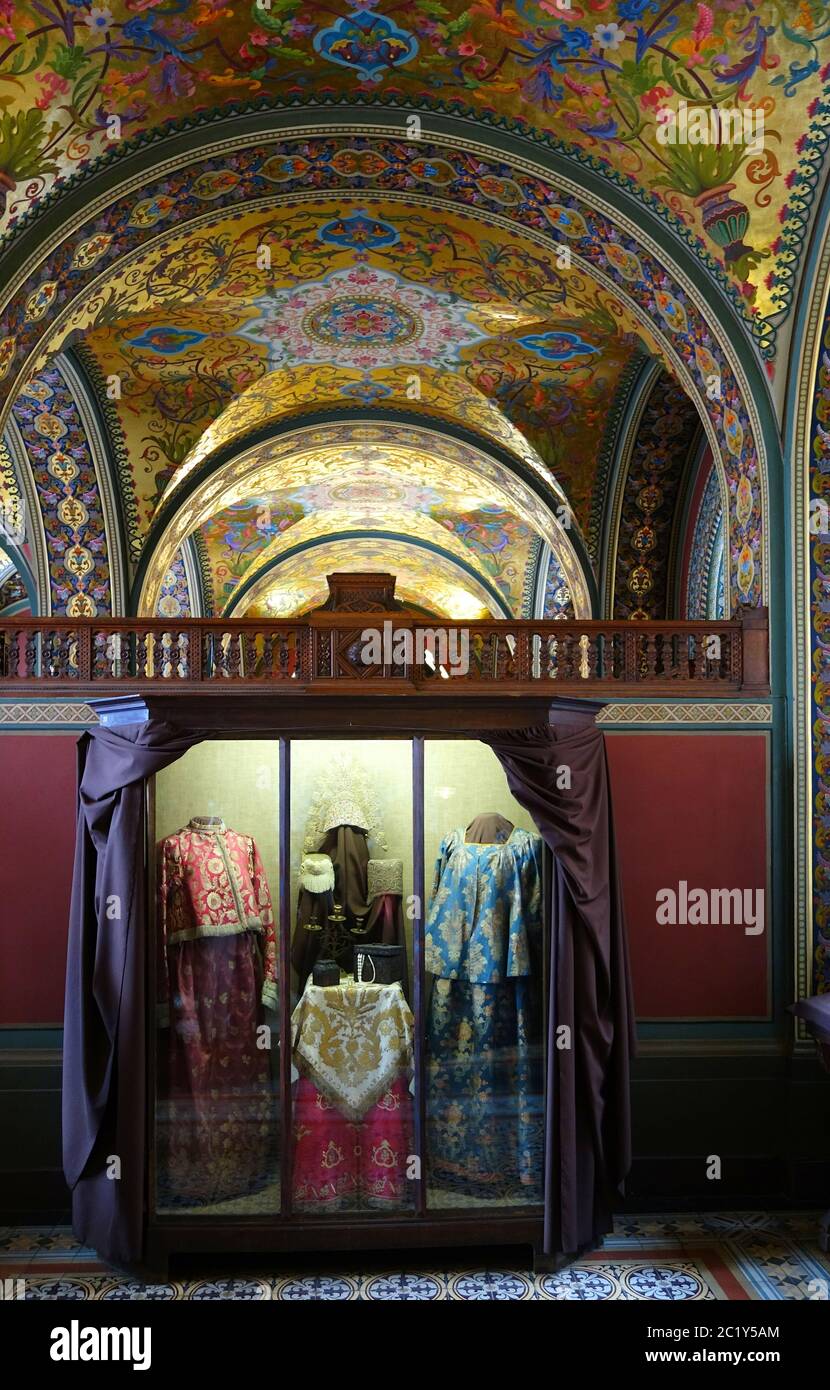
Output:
[{"xmin": 0, "ymin": 609, "xmax": 769, "ymax": 696}]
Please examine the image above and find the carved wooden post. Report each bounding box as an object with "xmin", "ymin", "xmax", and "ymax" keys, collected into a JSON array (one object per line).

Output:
[
  {"xmin": 738, "ymin": 604, "xmax": 769, "ymax": 691},
  {"xmin": 188, "ymin": 626, "xmax": 203, "ymax": 682},
  {"xmin": 77, "ymin": 624, "xmax": 92, "ymax": 682}
]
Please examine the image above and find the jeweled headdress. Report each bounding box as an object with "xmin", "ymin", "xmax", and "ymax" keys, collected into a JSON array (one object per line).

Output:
[{"xmin": 303, "ymin": 751, "xmax": 388, "ymax": 853}]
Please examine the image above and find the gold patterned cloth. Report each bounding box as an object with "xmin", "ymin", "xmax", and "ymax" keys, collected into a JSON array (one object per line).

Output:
[{"xmin": 291, "ymin": 979, "xmax": 414, "ymax": 1121}]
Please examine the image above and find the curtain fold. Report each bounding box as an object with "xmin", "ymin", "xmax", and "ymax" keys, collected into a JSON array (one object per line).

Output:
[
  {"xmin": 62, "ymin": 721, "xmax": 208, "ymax": 1267},
  {"xmin": 482, "ymin": 721, "xmax": 635, "ymax": 1255}
]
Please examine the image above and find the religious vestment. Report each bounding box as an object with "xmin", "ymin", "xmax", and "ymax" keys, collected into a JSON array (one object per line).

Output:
[
  {"xmin": 424, "ymin": 819, "xmax": 544, "ymax": 1199},
  {"xmin": 156, "ymin": 816, "xmax": 278, "ymax": 1205},
  {"xmin": 291, "ymin": 979, "xmax": 414, "ymax": 1211}
]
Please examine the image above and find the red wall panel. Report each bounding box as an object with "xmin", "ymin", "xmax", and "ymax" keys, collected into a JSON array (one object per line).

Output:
[
  {"xmin": 605, "ymin": 732, "xmax": 769, "ymax": 1019},
  {"xmin": 0, "ymin": 728, "xmax": 770, "ymax": 1028},
  {"xmin": 0, "ymin": 734, "xmax": 77, "ymax": 1025}
]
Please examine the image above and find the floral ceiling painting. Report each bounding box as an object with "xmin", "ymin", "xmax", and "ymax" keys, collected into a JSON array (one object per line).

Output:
[
  {"xmin": 196, "ymin": 443, "xmax": 538, "ymax": 615},
  {"xmin": 1, "ymin": 1, "xmax": 829, "ymax": 348},
  {"xmin": 138, "ymin": 421, "xmax": 589, "ymax": 620},
  {"xmin": 42, "ymin": 197, "xmax": 656, "ymax": 542},
  {"xmin": 234, "ymin": 534, "xmax": 501, "ymax": 621}
]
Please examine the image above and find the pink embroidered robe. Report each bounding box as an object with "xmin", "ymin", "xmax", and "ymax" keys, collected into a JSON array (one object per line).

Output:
[{"xmin": 156, "ymin": 817, "xmax": 278, "ymax": 1206}]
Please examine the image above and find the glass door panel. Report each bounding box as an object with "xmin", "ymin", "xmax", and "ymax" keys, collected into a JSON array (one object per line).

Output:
[
  {"xmin": 423, "ymin": 740, "xmax": 545, "ymax": 1209},
  {"xmin": 288, "ymin": 738, "xmax": 416, "ymax": 1217},
  {"xmin": 152, "ymin": 740, "xmax": 281, "ymax": 1215}
]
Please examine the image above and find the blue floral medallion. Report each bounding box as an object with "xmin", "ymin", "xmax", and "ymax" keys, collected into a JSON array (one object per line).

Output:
[
  {"xmin": 518, "ymin": 331, "xmax": 600, "ymax": 362},
  {"xmin": 319, "ymin": 208, "xmax": 399, "ymax": 251},
  {"xmin": 313, "ymin": 10, "xmax": 419, "ymax": 84},
  {"xmin": 127, "ymin": 327, "xmax": 207, "ymax": 355}
]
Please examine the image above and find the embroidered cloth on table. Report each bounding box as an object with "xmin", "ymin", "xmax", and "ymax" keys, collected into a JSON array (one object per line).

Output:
[{"xmin": 291, "ymin": 979, "xmax": 414, "ymax": 1121}]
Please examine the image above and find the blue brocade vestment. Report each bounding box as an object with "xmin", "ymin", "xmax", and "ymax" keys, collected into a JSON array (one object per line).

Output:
[{"xmin": 424, "ymin": 828, "xmax": 544, "ymax": 1201}]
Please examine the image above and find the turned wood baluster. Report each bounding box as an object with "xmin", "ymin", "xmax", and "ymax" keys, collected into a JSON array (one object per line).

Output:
[
  {"xmin": 136, "ymin": 631, "xmax": 149, "ymax": 680},
  {"xmin": 586, "ymin": 631, "xmax": 598, "ymax": 681},
  {"xmin": 283, "ymin": 632, "xmax": 296, "ymax": 679},
  {"xmin": 227, "ymin": 632, "xmax": 241, "ymax": 681},
  {"xmin": 503, "ymin": 633, "xmax": 517, "ymax": 680},
  {"xmin": 45, "ymin": 630, "xmax": 58, "ymax": 677},
  {"xmin": 203, "ymin": 630, "xmax": 216, "ymax": 680},
  {"xmin": 93, "ymin": 631, "xmax": 106, "ymax": 679},
  {"xmin": 643, "ymin": 632, "xmax": 657, "ymax": 681},
  {"xmin": 243, "ymin": 631, "xmax": 257, "ymax": 679},
  {"xmin": 530, "ymin": 632, "xmax": 541, "ymax": 681},
  {"xmin": 184, "ymin": 627, "xmax": 199, "ymax": 681},
  {"xmin": 6, "ymin": 629, "xmax": 20, "ymax": 678},
  {"xmin": 262, "ymin": 631, "xmax": 274, "ymax": 679},
  {"xmin": 25, "ymin": 629, "xmax": 37, "ymax": 679},
  {"xmin": 217, "ymin": 631, "xmax": 230, "ymax": 680},
  {"xmin": 563, "ymin": 633, "xmax": 576, "ymax": 681}
]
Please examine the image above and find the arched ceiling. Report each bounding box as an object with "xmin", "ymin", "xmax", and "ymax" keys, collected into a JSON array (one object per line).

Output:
[
  {"xmin": 0, "ymin": 2, "xmax": 798, "ymax": 621},
  {"xmin": 140, "ymin": 419, "xmax": 590, "ymax": 619},
  {"xmin": 1, "ymin": 1, "xmax": 826, "ymax": 343},
  {"xmin": 235, "ymin": 535, "xmax": 503, "ymax": 621},
  {"xmin": 37, "ymin": 196, "xmax": 662, "ymax": 539}
]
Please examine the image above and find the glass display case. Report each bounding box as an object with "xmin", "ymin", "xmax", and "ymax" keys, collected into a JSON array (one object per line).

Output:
[{"xmin": 148, "ymin": 734, "xmax": 548, "ymax": 1255}]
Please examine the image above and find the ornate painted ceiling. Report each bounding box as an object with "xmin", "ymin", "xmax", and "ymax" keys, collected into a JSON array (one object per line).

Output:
[
  {"xmin": 42, "ymin": 197, "xmax": 659, "ymax": 543},
  {"xmin": 236, "ymin": 535, "xmax": 501, "ymax": 620},
  {"xmin": 139, "ymin": 420, "xmax": 590, "ymax": 619},
  {"xmin": 0, "ymin": 0, "xmax": 805, "ymax": 622},
  {"xmin": 1, "ymin": 0, "xmax": 828, "ymax": 341}
]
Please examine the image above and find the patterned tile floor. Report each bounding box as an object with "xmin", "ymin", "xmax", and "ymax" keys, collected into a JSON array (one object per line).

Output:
[{"xmin": 1, "ymin": 1212, "xmax": 828, "ymax": 1300}]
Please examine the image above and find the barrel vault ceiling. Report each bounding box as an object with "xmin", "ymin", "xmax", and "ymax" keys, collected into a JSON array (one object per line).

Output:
[{"xmin": 0, "ymin": 2, "xmax": 822, "ymax": 619}]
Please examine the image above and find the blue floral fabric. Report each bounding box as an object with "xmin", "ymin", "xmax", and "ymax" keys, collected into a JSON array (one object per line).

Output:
[
  {"xmin": 425, "ymin": 828, "xmax": 544, "ymax": 1200},
  {"xmin": 424, "ymin": 828, "xmax": 543, "ymax": 982}
]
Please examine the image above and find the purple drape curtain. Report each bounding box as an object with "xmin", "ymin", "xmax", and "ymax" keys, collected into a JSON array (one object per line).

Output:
[
  {"xmin": 63, "ymin": 721, "xmax": 207, "ymax": 1267},
  {"xmin": 63, "ymin": 713, "xmax": 634, "ymax": 1265},
  {"xmin": 482, "ymin": 721, "xmax": 635, "ymax": 1255}
]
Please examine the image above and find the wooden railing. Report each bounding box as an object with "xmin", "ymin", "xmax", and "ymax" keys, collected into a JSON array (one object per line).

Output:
[{"xmin": 0, "ymin": 610, "xmax": 769, "ymax": 696}]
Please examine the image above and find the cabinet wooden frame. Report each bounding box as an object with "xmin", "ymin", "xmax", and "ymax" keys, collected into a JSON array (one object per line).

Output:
[{"xmin": 143, "ymin": 703, "xmax": 555, "ymax": 1275}]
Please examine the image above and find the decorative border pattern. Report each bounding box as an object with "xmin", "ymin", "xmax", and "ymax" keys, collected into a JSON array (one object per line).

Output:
[
  {"xmin": 687, "ymin": 462, "xmax": 727, "ymax": 621},
  {"xmin": 155, "ymin": 550, "xmax": 192, "ymax": 621},
  {"xmin": 612, "ymin": 375, "xmax": 701, "ymax": 620},
  {"xmin": 0, "ymin": 98, "xmax": 770, "ymax": 350},
  {"xmin": 807, "ymin": 296, "xmax": 830, "ymax": 994},
  {"xmin": 70, "ymin": 345, "xmax": 141, "ymax": 567},
  {"xmin": 191, "ymin": 532, "xmax": 214, "ymax": 619},
  {"xmin": 9, "ymin": 363, "xmax": 113, "ymax": 616},
  {"xmin": 542, "ymin": 551, "xmax": 575, "ymax": 621},
  {"xmin": 598, "ymin": 704, "xmax": 773, "ymax": 727},
  {"xmin": 0, "ymin": 702, "xmax": 98, "ymax": 725}
]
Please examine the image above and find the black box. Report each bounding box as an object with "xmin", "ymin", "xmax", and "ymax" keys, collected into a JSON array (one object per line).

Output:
[
  {"xmin": 353, "ymin": 943, "xmax": 404, "ymax": 985},
  {"xmin": 312, "ymin": 958, "xmax": 340, "ymax": 987}
]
